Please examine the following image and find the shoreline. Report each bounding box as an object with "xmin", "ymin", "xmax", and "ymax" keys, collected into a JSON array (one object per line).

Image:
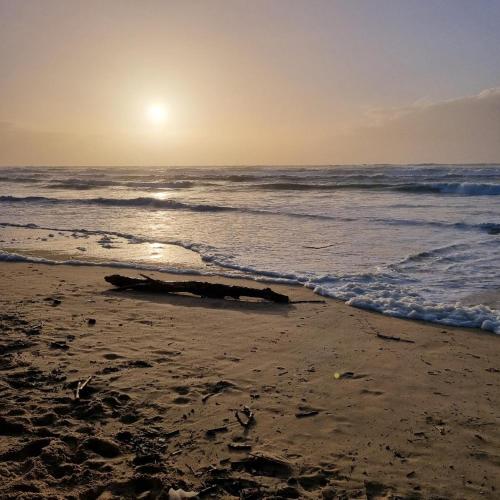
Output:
[
  {"xmin": 0, "ymin": 261, "xmax": 499, "ymax": 499},
  {"xmin": 1, "ymin": 238, "xmax": 500, "ymax": 336}
]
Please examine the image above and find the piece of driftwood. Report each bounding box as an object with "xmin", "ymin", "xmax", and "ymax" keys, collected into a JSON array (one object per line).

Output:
[{"xmin": 105, "ymin": 274, "xmax": 290, "ymax": 303}]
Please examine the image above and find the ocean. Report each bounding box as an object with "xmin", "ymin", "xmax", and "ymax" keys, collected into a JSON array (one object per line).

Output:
[{"xmin": 0, "ymin": 164, "xmax": 499, "ymax": 333}]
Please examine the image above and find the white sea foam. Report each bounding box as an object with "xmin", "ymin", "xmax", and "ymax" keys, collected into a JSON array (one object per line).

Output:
[
  {"xmin": 311, "ymin": 277, "xmax": 500, "ymax": 334},
  {"xmin": 0, "ymin": 249, "xmax": 206, "ymax": 275}
]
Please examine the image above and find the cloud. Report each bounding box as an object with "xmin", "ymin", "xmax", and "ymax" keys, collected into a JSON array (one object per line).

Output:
[{"xmin": 330, "ymin": 87, "xmax": 500, "ymax": 164}]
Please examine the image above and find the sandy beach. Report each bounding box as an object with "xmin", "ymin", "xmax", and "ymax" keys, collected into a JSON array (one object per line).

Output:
[
  {"xmin": 3, "ymin": 0, "xmax": 500, "ymax": 497},
  {"xmin": 0, "ymin": 261, "xmax": 498, "ymax": 499}
]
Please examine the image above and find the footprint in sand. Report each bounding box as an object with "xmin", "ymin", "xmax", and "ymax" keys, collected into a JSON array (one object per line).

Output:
[
  {"xmin": 361, "ymin": 389, "xmax": 384, "ymax": 396},
  {"xmin": 172, "ymin": 396, "xmax": 191, "ymax": 405},
  {"xmin": 102, "ymin": 353, "xmax": 125, "ymax": 360},
  {"xmin": 339, "ymin": 371, "xmax": 367, "ymax": 380},
  {"xmin": 0, "ymin": 438, "xmax": 51, "ymax": 461},
  {"xmin": 364, "ymin": 480, "xmax": 395, "ymax": 499},
  {"xmin": 153, "ymin": 349, "xmax": 181, "ymax": 357},
  {"xmin": 172, "ymin": 386, "xmax": 190, "ymax": 395},
  {"xmin": 120, "ymin": 413, "xmax": 140, "ymax": 424}
]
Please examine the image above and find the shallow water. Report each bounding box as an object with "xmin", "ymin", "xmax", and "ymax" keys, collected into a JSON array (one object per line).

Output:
[{"xmin": 1, "ymin": 164, "xmax": 499, "ymax": 333}]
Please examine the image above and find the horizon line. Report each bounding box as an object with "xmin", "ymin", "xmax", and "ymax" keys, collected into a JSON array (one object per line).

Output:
[{"xmin": 1, "ymin": 162, "xmax": 500, "ymax": 169}]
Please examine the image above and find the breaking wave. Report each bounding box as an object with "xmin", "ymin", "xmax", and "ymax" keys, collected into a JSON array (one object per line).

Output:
[
  {"xmin": 394, "ymin": 182, "xmax": 500, "ymax": 196},
  {"xmin": 249, "ymin": 181, "xmax": 500, "ymax": 195},
  {"xmin": 1, "ymin": 195, "xmax": 499, "ymax": 236},
  {"xmin": 44, "ymin": 179, "xmax": 196, "ymax": 190},
  {"xmin": 312, "ymin": 275, "xmax": 500, "ymax": 334},
  {"xmin": 0, "ymin": 195, "xmax": 234, "ymax": 212}
]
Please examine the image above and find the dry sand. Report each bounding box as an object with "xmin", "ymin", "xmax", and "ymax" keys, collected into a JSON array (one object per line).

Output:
[{"xmin": 0, "ymin": 262, "xmax": 499, "ymax": 499}]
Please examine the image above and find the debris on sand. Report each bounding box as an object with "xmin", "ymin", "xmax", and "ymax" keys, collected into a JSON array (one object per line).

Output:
[
  {"xmin": 231, "ymin": 452, "xmax": 293, "ymax": 478},
  {"xmin": 205, "ymin": 425, "xmax": 229, "ymax": 438},
  {"xmin": 235, "ymin": 406, "xmax": 255, "ymax": 429},
  {"xmin": 105, "ymin": 274, "xmax": 290, "ymax": 303},
  {"xmin": 376, "ymin": 333, "xmax": 415, "ymax": 343},
  {"xmin": 228, "ymin": 442, "xmax": 252, "ymax": 451},
  {"xmin": 295, "ymin": 410, "xmax": 319, "ymax": 418},
  {"xmin": 201, "ymin": 379, "xmax": 237, "ymax": 403},
  {"xmin": 74, "ymin": 375, "xmax": 93, "ymax": 399}
]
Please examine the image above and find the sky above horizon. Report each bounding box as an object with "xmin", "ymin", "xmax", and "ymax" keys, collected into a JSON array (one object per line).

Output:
[{"xmin": 1, "ymin": 0, "xmax": 500, "ymax": 166}]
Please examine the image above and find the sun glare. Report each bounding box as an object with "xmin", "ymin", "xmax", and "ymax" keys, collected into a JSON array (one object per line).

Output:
[{"xmin": 146, "ymin": 103, "xmax": 168, "ymax": 125}]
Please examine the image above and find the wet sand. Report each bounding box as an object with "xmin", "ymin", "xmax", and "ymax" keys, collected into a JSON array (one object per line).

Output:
[{"xmin": 0, "ymin": 262, "xmax": 499, "ymax": 499}]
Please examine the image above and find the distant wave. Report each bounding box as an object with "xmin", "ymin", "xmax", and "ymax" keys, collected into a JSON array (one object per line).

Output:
[
  {"xmin": 483, "ymin": 223, "xmax": 500, "ymax": 235},
  {"xmin": 46, "ymin": 180, "xmax": 116, "ymax": 190},
  {"xmin": 249, "ymin": 181, "xmax": 500, "ymax": 195},
  {"xmin": 33, "ymin": 179, "xmax": 500, "ymax": 195},
  {"xmin": 377, "ymin": 219, "xmax": 500, "ymax": 235},
  {"xmin": 2, "ymin": 164, "xmax": 500, "ymax": 198},
  {"xmin": 0, "ymin": 175, "xmax": 43, "ymax": 184},
  {"xmin": 0, "ymin": 195, "xmax": 234, "ymax": 212},
  {"xmin": 394, "ymin": 182, "xmax": 500, "ymax": 196},
  {"xmin": 1, "ymin": 195, "xmax": 499, "ymax": 236},
  {"xmin": 44, "ymin": 179, "xmax": 196, "ymax": 190}
]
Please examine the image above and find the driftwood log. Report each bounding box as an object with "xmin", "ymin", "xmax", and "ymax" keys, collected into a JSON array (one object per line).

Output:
[{"xmin": 104, "ymin": 274, "xmax": 290, "ymax": 303}]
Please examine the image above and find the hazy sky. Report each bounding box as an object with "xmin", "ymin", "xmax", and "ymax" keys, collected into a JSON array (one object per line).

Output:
[{"xmin": 1, "ymin": 0, "xmax": 499, "ymax": 166}]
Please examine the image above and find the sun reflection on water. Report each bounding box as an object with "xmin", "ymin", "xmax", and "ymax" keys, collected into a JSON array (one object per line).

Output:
[
  {"xmin": 148, "ymin": 242, "xmax": 165, "ymax": 260},
  {"xmin": 154, "ymin": 192, "xmax": 168, "ymax": 200}
]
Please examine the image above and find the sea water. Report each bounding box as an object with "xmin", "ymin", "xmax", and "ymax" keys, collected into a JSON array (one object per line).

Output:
[{"xmin": 0, "ymin": 164, "xmax": 499, "ymax": 333}]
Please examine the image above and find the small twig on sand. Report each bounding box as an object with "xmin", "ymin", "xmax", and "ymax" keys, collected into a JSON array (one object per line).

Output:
[
  {"xmin": 377, "ymin": 333, "xmax": 415, "ymax": 344},
  {"xmin": 202, "ymin": 393, "xmax": 216, "ymax": 403},
  {"xmin": 295, "ymin": 410, "xmax": 319, "ymax": 418},
  {"xmin": 74, "ymin": 376, "xmax": 92, "ymax": 399},
  {"xmin": 164, "ymin": 429, "xmax": 180, "ymax": 439},
  {"xmin": 205, "ymin": 425, "xmax": 229, "ymax": 437},
  {"xmin": 228, "ymin": 442, "xmax": 252, "ymax": 450},
  {"xmin": 187, "ymin": 464, "xmax": 200, "ymax": 476}
]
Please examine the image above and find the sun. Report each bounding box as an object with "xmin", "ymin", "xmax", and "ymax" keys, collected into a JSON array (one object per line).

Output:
[{"xmin": 146, "ymin": 103, "xmax": 168, "ymax": 124}]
